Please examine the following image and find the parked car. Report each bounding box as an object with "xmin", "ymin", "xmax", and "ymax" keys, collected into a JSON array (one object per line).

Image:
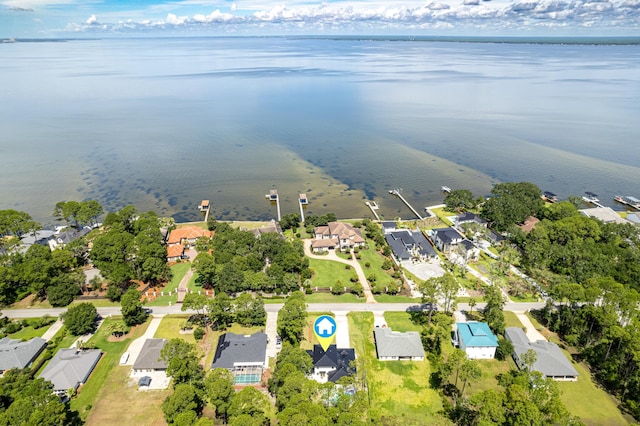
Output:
[{"xmin": 275, "ymin": 336, "xmax": 282, "ymax": 350}]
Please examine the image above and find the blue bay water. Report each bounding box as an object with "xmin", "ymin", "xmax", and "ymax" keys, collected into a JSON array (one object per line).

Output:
[{"xmin": 0, "ymin": 37, "xmax": 639, "ymax": 224}]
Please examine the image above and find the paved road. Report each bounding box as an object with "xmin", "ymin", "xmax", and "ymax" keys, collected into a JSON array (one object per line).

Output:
[{"xmin": 2, "ymin": 301, "xmax": 546, "ymax": 319}]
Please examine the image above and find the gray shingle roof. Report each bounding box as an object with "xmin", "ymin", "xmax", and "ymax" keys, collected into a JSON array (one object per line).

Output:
[
  {"xmin": 306, "ymin": 344, "xmax": 356, "ymax": 382},
  {"xmin": 0, "ymin": 337, "xmax": 47, "ymax": 371},
  {"xmin": 133, "ymin": 339, "xmax": 167, "ymax": 370},
  {"xmin": 505, "ymin": 327, "xmax": 578, "ymax": 378},
  {"xmin": 374, "ymin": 328, "xmax": 425, "ymax": 358},
  {"xmin": 211, "ymin": 332, "xmax": 267, "ymax": 369},
  {"xmin": 39, "ymin": 348, "xmax": 102, "ymax": 392}
]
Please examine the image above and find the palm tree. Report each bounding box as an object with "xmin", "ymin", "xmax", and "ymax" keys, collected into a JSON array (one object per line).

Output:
[{"xmin": 468, "ymin": 298, "xmax": 477, "ymax": 318}]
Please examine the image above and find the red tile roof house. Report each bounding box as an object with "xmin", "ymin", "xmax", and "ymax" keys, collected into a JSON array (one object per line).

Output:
[
  {"xmin": 167, "ymin": 226, "xmax": 213, "ymax": 248},
  {"xmin": 312, "ymin": 222, "xmax": 365, "ymax": 252},
  {"xmin": 166, "ymin": 244, "xmax": 185, "ymax": 262}
]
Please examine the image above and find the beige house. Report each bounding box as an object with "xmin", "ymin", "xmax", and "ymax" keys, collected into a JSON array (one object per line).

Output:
[{"xmin": 312, "ymin": 222, "xmax": 365, "ymax": 252}]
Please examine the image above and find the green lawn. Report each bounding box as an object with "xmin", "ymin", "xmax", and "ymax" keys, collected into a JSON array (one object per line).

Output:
[
  {"xmin": 503, "ymin": 311, "xmax": 524, "ymax": 329},
  {"xmin": 465, "ymin": 358, "xmax": 517, "ymax": 397},
  {"xmin": 153, "ymin": 315, "xmax": 197, "ymax": 345},
  {"xmin": 308, "ymin": 258, "xmax": 358, "ymax": 289},
  {"xmin": 375, "ymin": 294, "xmax": 421, "ymax": 303},
  {"xmin": 71, "ymin": 317, "xmax": 151, "ymax": 420},
  {"xmin": 146, "ymin": 262, "xmax": 191, "ymax": 306},
  {"xmin": 301, "ymin": 312, "xmax": 335, "ymax": 350},
  {"xmin": 348, "ymin": 312, "xmax": 447, "ymax": 424},
  {"xmin": 429, "ymin": 207, "xmax": 455, "ymax": 227},
  {"xmin": 7, "ymin": 318, "xmax": 55, "ymax": 340},
  {"xmin": 304, "ymin": 293, "xmax": 364, "ymax": 304},
  {"xmin": 557, "ymin": 362, "xmax": 629, "ymax": 426},
  {"xmin": 384, "ymin": 312, "xmax": 423, "ymax": 332},
  {"xmin": 355, "ymin": 238, "xmax": 395, "ymax": 288}
]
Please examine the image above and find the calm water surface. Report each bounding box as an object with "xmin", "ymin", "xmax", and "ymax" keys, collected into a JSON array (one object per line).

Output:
[{"xmin": 1, "ymin": 37, "xmax": 639, "ymax": 224}]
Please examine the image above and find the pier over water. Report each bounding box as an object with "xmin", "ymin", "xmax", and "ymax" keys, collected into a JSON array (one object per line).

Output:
[{"xmin": 389, "ymin": 189, "xmax": 423, "ymax": 220}]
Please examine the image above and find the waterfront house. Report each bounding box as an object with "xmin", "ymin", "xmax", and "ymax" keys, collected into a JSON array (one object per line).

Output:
[
  {"xmin": 0, "ymin": 337, "xmax": 47, "ymax": 373},
  {"xmin": 373, "ymin": 328, "xmax": 424, "ymax": 361},
  {"xmin": 431, "ymin": 227, "xmax": 464, "ymax": 253},
  {"xmin": 48, "ymin": 226, "xmax": 92, "ymax": 250},
  {"xmin": 516, "ymin": 216, "xmax": 540, "ymax": 233},
  {"xmin": 454, "ymin": 212, "xmax": 488, "ymax": 227},
  {"xmin": 307, "ymin": 344, "xmax": 356, "ymax": 383},
  {"xmin": 455, "ymin": 322, "xmax": 498, "ymax": 359},
  {"xmin": 505, "ymin": 327, "xmax": 578, "ymax": 381},
  {"xmin": 312, "ymin": 222, "xmax": 365, "ymax": 252},
  {"xmin": 167, "ymin": 226, "xmax": 213, "ymax": 247},
  {"xmin": 166, "ymin": 244, "xmax": 185, "ymax": 262},
  {"xmin": 39, "ymin": 348, "xmax": 102, "ymax": 396},
  {"xmin": 248, "ymin": 219, "xmax": 284, "ymax": 238},
  {"xmin": 580, "ymin": 207, "xmax": 629, "ymax": 225},
  {"xmin": 384, "ymin": 229, "xmax": 437, "ymax": 262},
  {"xmin": 211, "ymin": 332, "xmax": 268, "ymax": 385}
]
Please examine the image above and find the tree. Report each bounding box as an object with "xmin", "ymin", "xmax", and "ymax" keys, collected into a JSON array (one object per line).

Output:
[
  {"xmin": 459, "ymin": 359, "xmax": 481, "ymax": 397},
  {"xmin": 121, "ymin": 287, "xmax": 147, "ymax": 326},
  {"xmin": 234, "ymin": 293, "xmax": 266, "ymax": 327},
  {"xmin": 468, "ymin": 298, "xmax": 477, "ymax": 316},
  {"xmin": 277, "ymin": 291, "xmax": 307, "ymax": 345},
  {"xmin": 418, "ymin": 278, "xmax": 439, "ymax": 326},
  {"xmin": 279, "ymin": 213, "xmax": 301, "ymax": 231},
  {"xmin": 193, "ymin": 253, "xmax": 217, "ymax": 289},
  {"xmin": 228, "ymin": 386, "xmax": 271, "ymax": 424},
  {"xmin": 483, "ymin": 284, "xmax": 505, "ymax": 335},
  {"xmin": 160, "ymin": 339, "xmax": 205, "ymax": 387},
  {"xmin": 46, "ymin": 276, "xmax": 81, "ymax": 307},
  {"xmin": 207, "ymin": 292, "xmax": 234, "ymax": 329},
  {"xmin": 444, "ymin": 189, "xmax": 476, "ymax": 212},
  {"xmin": 105, "ymin": 320, "xmax": 129, "ymax": 338},
  {"xmin": 481, "ymin": 182, "xmax": 543, "ymax": 231},
  {"xmin": 0, "ymin": 370, "xmax": 82, "ymax": 426},
  {"xmin": 61, "ymin": 302, "xmax": 97, "ymax": 336},
  {"xmin": 0, "ymin": 210, "xmax": 37, "ymax": 238},
  {"xmin": 182, "ymin": 292, "xmax": 207, "ymax": 317},
  {"xmin": 205, "ymin": 369, "xmax": 234, "ymax": 422},
  {"xmin": 161, "ymin": 383, "xmax": 204, "ymax": 424}
]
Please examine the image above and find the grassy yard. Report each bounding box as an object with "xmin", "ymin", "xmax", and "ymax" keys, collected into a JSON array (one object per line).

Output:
[
  {"xmin": 308, "ymin": 258, "xmax": 358, "ymax": 289},
  {"xmin": 429, "ymin": 207, "xmax": 455, "ymax": 227},
  {"xmin": 304, "ymin": 293, "xmax": 364, "ymax": 304},
  {"xmin": 465, "ymin": 358, "xmax": 517, "ymax": 397},
  {"xmin": 153, "ymin": 315, "xmax": 197, "ymax": 345},
  {"xmin": 356, "ymin": 238, "xmax": 395, "ymax": 287},
  {"xmin": 74, "ymin": 318, "xmax": 152, "ymax": 422},
  {"xmin": 348, "ymin": 312, "xmax": 447, "ymax": 424},
  {"xmin": 7, "ymin": 318, "xmax": 56, "ymax": 340},
  {"xmin": 557, "ymin": 362, "xmax": 629, "ymax": 426},
  {"xmin": 384, "ymin": 312, "xmax": 423, "ymax": 332},
  {"xmin": 301, "ymin": 312, "xmax": 335, "ymax": 351},
  {"xmin": 146, "ymin": 262, "xmax": 191, "ymax": 306},
  {"xmin": 503, "ymin": 311, "xmax": 524, "ymax": 329}
]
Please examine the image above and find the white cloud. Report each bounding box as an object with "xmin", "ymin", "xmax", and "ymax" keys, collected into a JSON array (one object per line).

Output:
[
  {"xmin": 59, "ymin": 1, "xmax": 640, "ymax": 34},
  {"xmin": 86, "ymin": 14, "xmax": 97, "ymax": 25}
]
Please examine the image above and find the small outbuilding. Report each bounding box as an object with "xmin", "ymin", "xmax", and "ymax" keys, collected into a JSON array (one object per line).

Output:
[{"xmin": 373, "ymin": 328, "xmax": 424, "ymax": 361}]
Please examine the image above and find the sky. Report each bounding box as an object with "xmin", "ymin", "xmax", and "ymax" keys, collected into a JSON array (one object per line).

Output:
[{"xmin": 1, "ymin": 0, "xmax": 639, "ymax": 38}]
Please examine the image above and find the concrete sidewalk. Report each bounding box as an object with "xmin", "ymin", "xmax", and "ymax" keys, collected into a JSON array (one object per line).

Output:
[{"xmin": 41, "ymin": 319, "xmax": 64, "ymax": 341}]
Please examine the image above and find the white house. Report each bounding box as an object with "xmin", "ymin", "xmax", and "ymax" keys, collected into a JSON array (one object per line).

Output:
[{"xmin": 455, "ymin": 322, "xmax": 498, "ymax": 359}]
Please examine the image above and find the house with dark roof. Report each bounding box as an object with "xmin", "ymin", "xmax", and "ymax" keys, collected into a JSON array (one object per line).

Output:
[
  {"xmin": 381, "ymin": 221, "xmax": 397, "ymax": 233},
  {"xmin": 312, "ymin": 222, "xmax": 365, "ymax": 252},
  {"xmin": 248, "ymin": 220, "xmax": 284, "ymax": 238},
  {"xmin": 374, "ymin": 328, "xmax": 424, "ymax": 361},
  {"xmin": 0, "ymin": 337, "xmax": 47, "ymax": 373},
  {"xmin": 132, "ymin": 339, "xmax": 167, "ymax": 373},
  {"xmin": 430, "ymin": 227, "xmax": 464, "ymax": 253},
  {"xmin": 455, "ymin": 322, "xmax": 498, "ymax": 359},
  {"xmin": 505, "ymin": 327, "xmax": 578, "ymax": 381},
  {"xmin": 384, "ymin": 230, "xmax": 437, "ymax": 262},
  {"xmin": 307, "ymin": 344, "xmax": 356, "ymax": 383},
  {"xmin": 211, "ymin": 332, "xmax": 268, "ymax": 385},
  {"xmin": 39, "ymin": 348, "xmax": 102, "ymax": 395},
  {"xmin": 455, "ymin": 212, "xmax": 487, "ymax": 227}
]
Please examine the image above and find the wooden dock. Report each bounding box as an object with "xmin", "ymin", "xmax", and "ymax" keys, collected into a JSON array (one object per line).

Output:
[
  {"xmin": 389, "ymin": 189, "xmax": 423, "ymax": 220},
  {"xmin": 265, "ymin": 189, "xmax": 281, "ymax": 221},
  {"xmin": 614, "ymin": 195, "xmax": 640, "ymax": 211},
  {"xmin": 365, "ymin": 201, "xmax": 381, "ymax": 221}
]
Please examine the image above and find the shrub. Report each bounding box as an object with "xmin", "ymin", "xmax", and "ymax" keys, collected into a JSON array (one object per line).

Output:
[
  {"xmin": 344, "ymin": 265, "xmax": 351, "ymax": 270},
  {"xmin": 364, "ymin": 262, "xmax": 371, "ymax": 268},
  {"xmin": 194, "ymin": 328, "xmax": 205, "ymax": 341},
  {"xmin": 367, "ymin": 274, "xmax": 377, "ymax": 282}
]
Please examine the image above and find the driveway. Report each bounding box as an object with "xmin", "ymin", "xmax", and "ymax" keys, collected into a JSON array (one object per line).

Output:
[
  {"xmin": 332, "ymin": 311, "xmax": 350, "ymax": 348},
  {"xmin": 41, "ymin": 319, "xmax": 64, "ymax": 341},
  {"xmin": 401, "ymin": 259, "xmax": 445, "ymax": 282},
  {"xmin": 265, "ymin": 311, "xmax": 279, "ymax": 359},
  {"xmin": 124, "ymin": 315, "xmax": 166, "ymax": 366},
  {"xmin": 515, "ymin": 312, "xmax": 546, "ymax": 342},
  {"xmin": 304, "ymin": 239, "xmax": 376, "ymax": 303}
]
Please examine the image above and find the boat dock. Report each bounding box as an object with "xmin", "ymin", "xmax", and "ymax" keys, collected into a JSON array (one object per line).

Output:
[
  {"xmin": 365, "ymin": 201, "xmax": 381, "ymax": 221},
  {"xmin": 265, "ymin": 189, "xmax": 281, "ymax": 221},
  {"xmin": 441, "ymin": 186, "xmax": 451, "ymax": 194},
  {"xmin": 198, "ymin": 200, "xmax": 211, "ymax": 222},
  {"xmin": 614, "ymin": 195, "xmax": 640, "ymax": 211},
  {"xmin": 298, "ymin": 193, "xmax": 308, "ymax": 223},
  {"xmin": 389, "ymin": 189, "xmax": 423, "ymax": 220},
  {"xmin": 582, "ymin": 192, "xmax": 604, "ymax": 208}
]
